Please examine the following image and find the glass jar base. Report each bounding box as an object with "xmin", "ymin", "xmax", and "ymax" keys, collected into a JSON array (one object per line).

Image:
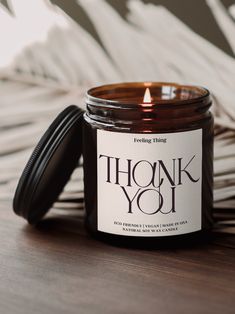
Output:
[{"xmin": 86, "ymin": 226, "xmax": 213, "ymax": 249}]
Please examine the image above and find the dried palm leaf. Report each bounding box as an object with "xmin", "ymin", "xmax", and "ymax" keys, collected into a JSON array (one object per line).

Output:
[{"xmin": 0, "ymin": 0, "xmax": 234, "ymax": 212}]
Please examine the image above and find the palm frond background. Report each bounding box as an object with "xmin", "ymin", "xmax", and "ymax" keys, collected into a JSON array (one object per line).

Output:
[{"xmin": 0, "ymin": 0, "xmax": 234, "ymax": 210}]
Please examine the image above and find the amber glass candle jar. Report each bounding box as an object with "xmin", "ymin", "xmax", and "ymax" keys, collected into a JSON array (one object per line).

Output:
[{"xmin": 83, "ymin": 82, "xmax": 213, "ymax": 247}]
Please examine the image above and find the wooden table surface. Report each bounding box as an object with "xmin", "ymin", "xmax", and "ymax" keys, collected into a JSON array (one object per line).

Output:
[{"xmin": 0, "ymin": 201, "xmax": 235, "ymax": 314}]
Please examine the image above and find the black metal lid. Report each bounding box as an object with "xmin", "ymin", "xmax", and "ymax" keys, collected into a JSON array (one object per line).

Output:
[{"xmin": 13, "ymin": 105, "xmax": 84, "ymax": 224}]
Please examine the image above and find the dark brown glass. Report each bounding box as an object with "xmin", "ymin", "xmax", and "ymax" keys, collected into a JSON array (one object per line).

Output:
[{"xmin": 83, "ymin": 82, "xmax": 214, "ymax": 248}]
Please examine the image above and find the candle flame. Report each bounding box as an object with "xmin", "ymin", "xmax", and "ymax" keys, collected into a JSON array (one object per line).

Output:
[{"xmin": 143, "ymin": 88, "xmax": 152, "ymax": 103}]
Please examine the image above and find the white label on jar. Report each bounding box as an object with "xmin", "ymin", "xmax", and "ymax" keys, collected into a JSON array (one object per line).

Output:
[{"xmin": 97, "ymin": 129, "xmax": 202, "ymax": 237}]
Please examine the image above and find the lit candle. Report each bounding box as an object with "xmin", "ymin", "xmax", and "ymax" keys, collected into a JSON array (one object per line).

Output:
[
  {"xmin": 13, "ymin": 81, "xmax": 214, "ymax": 248},
  {"xmin": 84, "ymin": 82, "xmax": 214, "ymax": 247}
]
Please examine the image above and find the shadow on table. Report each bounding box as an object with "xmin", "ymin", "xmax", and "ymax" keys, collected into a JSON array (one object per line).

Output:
[{"xmin": 21, "ymin": 208, "xmax": 235, "ymax": 251}]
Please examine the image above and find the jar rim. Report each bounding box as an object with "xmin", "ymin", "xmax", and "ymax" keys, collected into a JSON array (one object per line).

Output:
[{"xmin": 86, "ymin": 82, "xmax": 210, "ymax": 109}]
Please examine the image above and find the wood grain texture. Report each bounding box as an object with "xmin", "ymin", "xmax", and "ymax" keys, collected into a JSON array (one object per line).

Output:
[{"xmin": 0, "ymin": 202, "xmax": 235, "ymax": 314}]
